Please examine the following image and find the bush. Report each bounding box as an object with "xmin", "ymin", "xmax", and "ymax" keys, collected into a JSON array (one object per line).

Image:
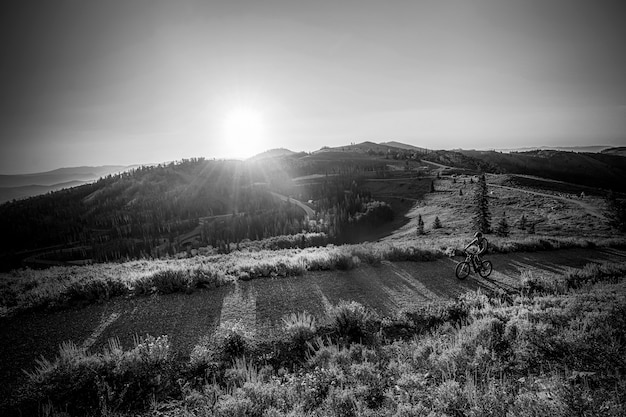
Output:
[
  {"xmin": 24, "ymin": 335, "xmax": 174, "ymax": 414},
  {"xmin": 328, "ymin": 301, "xmax": 378, "ymax": 344},
  {"xmin": 189, "ymin": 320, "xmax": 254, "ymax": 377}
]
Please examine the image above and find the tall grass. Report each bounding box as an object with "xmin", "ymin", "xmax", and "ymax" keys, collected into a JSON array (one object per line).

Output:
[{"xmin": 2, "ymin": 235, "xmax": 625, "ymax": 316}]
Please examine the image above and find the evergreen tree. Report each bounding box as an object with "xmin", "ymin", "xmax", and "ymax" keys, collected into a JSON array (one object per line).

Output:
[
  {"xmin": 416, "ymin": 214, "xmax": 425, "ymax": 235},
  {"xmin": 471, "ymin": 174, "xmax": 491, "ymax": 234},
  {"xmin": 433, "ymin": 216, "xmax": 442, "ymax": 229},
  {"xmin": 495, "ymin": 212, "xmax": 509, "ymax": 237},
  {"xmin": 605, "ymin": 191, "xmax": 626, "ymax": 232}
]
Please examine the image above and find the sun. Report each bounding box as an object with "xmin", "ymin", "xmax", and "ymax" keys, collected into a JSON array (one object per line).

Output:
[{"xmin": 221, "ymin": 106, "xmax": 267, "ymax": 158}]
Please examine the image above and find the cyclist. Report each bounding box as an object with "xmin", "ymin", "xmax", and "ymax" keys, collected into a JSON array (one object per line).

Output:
[{"xmin": 465, "ymin": 232, "xmax": 488, "ymax": 268}]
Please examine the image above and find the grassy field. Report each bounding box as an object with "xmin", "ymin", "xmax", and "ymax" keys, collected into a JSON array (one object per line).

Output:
[
  {"xmin": 383, "ymin": 173, "xmax": 614, "ymax": 243},
  {"xmin": 6, "ymin": 260, "xmax": 625, "ymax": 416}
]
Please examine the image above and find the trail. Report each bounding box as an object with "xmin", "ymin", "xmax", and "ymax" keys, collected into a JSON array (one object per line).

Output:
[
  {"xmin": 488, "ymin": 183, "xmax": 606, "ymax": 220},
  {"xmin": 270, "ymin": 192, "xmax": 316, "ymax": 218},
  {"xmin": 1, "ymin": 247, "xmax": 625, "ymax": 406}
]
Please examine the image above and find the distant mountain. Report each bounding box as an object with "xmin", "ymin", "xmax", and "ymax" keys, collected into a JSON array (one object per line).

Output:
[
  {"xmin": 497, "ymin": 145, "xmax": 612, "ymax": 153},
  {"xmin": 320, "ymin": 141, "xmax": 429, "ymax": 155},
  {"xmin": 0, "ymin": 181, "xmax": 90, "ymax": 204},
  {"xmin": 247, "ymin": 148, "xmax": 296, "ymax": 161},
  {"xmin": 0, "ymin": 165, "xmax": 138, "ymax": 203}
]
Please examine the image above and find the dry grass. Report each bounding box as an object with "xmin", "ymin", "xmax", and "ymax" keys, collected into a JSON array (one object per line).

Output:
[{"xmin": 384, "ymin": 173, "xmax": 616, "ymax": 243}]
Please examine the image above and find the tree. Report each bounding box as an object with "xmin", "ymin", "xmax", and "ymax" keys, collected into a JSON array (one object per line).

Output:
[
  {"xmin": 605, "ymin": 191, "xmax": 626, "ymax": 232},
  {"xmin": 433, "ymin": 216, "xmax": 442, "ymax": 229},
  {"xmin": 495, "ymin": 212, "xmax": 509, "ymax": 237},
  {"xmin": 416, "ymin": 214, "xmax": 425, "ymax": 235},
  {"xmin": 471, "ymin": 174, "xmax": 491, "ymax": 234},
  {"xmin": 518, "ymin": 214, "xmax": 527, "ymax": 230}
]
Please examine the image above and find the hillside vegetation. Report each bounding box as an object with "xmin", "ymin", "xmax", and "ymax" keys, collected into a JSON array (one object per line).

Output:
[
  {"xmin": 424, "ymin": 149, "xmax": 626, "ymax": 193},
  {"xmin": 0, "ymin": 154, "xmax": 412, "ymax": 270}
]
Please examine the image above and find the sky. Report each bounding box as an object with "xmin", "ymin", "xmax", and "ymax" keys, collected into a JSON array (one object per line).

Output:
[{"xmin": 1, "ymin": 0, "xmax": 626, "ymax": 174}]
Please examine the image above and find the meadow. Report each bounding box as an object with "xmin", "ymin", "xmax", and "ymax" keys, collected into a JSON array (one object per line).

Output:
[
  {"xmin": 2, "ymin": 232, "xmax": 624, "ymax": 318},
  {"xmin": 10, "ymin": 260, "xmax": 626, "ymax": 416}
]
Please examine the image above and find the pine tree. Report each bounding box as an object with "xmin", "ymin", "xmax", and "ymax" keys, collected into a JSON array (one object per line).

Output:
[
  {"xmin": 496, "ymin": 212, "xmax": 509, "ymax": 237},
  {"xmin": 518, "ymin": 214, "xmax": 527, "ymax": 230},
  {"xmin": 433, "ymin": 216, "xmax": 442, "ymax": 229},
  {"xmin": 471, "ymin": 174, "xmax": 491, "ymax": 234},
  {"xmin": 417, "ymin": 214, "xmax": 425, "ymax": 235},
  {"xmin": 605, "ymin": 191, "xmax": 626, "ymax": 232}
]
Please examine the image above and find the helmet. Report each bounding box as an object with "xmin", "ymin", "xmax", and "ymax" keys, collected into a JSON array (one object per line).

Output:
[{"xmin": 474, "ymin": 232, "xmax": 483, "ymax": 238}]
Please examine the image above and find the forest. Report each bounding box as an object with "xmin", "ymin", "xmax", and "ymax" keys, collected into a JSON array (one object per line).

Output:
[{"xmin": 0, "ymin": 157, "xmax": 398, "ymax": 270}]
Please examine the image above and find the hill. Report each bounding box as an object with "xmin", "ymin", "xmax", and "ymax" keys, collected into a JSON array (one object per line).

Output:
[
  {"xmin": 0, "ymin": 165, "xmax": 138, "ymax": 204},
  {"xmin": 422, "ymin": 149, "xmax": 626, "ymax": 192},
  {"xmin": 0, "ymin": 158, "xmax": 312, "ymax": 270},
  {"xmin": 0, "ymin": 165, "xmax": 134, "ymax": 188},
  {"xmin": 320, "ymin": 141, "xmax": 430, "ymax": 156},
  {"xmin": 497, "ymin": 145, "xmax": 612, "ymax": 153},
  {"xmin": 380, "ymin": 141, "xmax": 428, "ymax": 153},
  {"xmin": 247, "ymin": 148, "xmax": 297, "ymax": 161},
  {"xmin": 0, "ymin": 180, "xmax": 90, "ymax": 204},
  {"xmin": 0, "ymin": 154, "xmax": 424, "ymax": 270},
  {"xmin": 602, "ymin": 146, "xmax": 626, "ymax": 156}
]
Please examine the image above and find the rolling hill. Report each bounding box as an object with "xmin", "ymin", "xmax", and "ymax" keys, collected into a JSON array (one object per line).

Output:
[
  {"xmin": 422, "ymin": 149, "xmax": 626, "ymax": 193},
  {"xmin": 0, "ymin": 165, "xmax": 138, "ymax": 204}
]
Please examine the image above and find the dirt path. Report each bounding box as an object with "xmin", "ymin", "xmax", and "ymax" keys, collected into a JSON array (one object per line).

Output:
[
  {"xmin": 488, "ymin": 183, "xmax": 606, "ymax": 220},
  {"xmin": 1, "ymin": 247, "xmax": 625, "ymax": 405},
  {"xmin": 270, "ymin": 192, "xmax": 316, "ymax": 218}
]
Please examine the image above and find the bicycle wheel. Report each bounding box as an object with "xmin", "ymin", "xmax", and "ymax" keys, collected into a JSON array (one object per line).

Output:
[
  {"xmin": 455, "ymin": 261, "xmax": 471, "ymax": 280},
  {"xmin": 478, "ymin": 260, "xmax": 493, "ymax": 278}
]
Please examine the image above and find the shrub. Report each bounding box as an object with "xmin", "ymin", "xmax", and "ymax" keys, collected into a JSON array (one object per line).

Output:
[
  {"xmin": 328, "ymin": 301, "xmax": 378, "ymax": 344},
  {"xmin": 24, "ymin": 335, "xmax": 174, "ymax": 414},
  {"xmin": 151, "ymin": 269, "xmax": 192, "ymax": 294},
  {"xmin": 63, "ymin": 277, "xmax": 128, "ymax": 306},
  {"xmin": 189, "ymin": 320, "xmax": 254, "ymax": 377},
  {"xmin": 282, "ymin": 312, "xmax": 316, "ymax": 343},
  {"xmin": 382, "ymin": 301, "xmax": 470, "ymax": 341},
  {"xmin": 192, "ymin": 265, "xmax": 227, "ymax": 288}
]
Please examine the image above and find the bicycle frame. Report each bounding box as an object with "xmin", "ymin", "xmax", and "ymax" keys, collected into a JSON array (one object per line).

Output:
[
  {"xmin": 456, "ymin": 251, "xmax": 493, "ymax": 280},
  {"xmin": 464, "ymin": 253, "xmax": 481, "ymax": 273}
]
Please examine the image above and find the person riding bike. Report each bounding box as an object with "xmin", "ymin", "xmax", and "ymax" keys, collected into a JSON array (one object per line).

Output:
[{"xmin": 465, "ymin": 232, "xmax": 488, "ymax": 269}]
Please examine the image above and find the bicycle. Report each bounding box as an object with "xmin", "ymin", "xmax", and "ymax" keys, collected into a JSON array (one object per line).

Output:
[{"xmin": 455, "ymin": 251, "xmax": 493, "ymax": 280}]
